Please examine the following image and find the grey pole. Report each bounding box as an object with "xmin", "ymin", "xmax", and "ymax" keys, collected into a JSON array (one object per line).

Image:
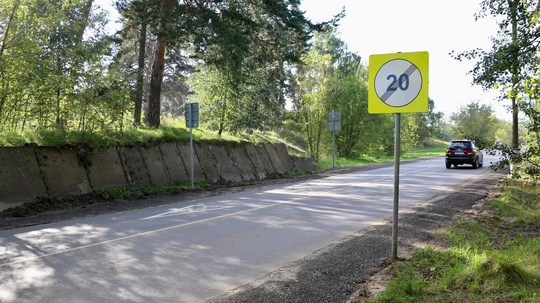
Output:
[
  {"xmin": 190, "ymin": 127, "xmax": 194, "ymax": 189},
  {"xmin": 332, "ymin": 130, "xmax": 336, "ymax": 168},
  {"xmin": 392, "ymin": 113, "xmax": 401, "ymax": 259}
]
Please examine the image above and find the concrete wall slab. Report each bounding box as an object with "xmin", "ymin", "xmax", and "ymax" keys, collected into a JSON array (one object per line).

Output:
[
  {"xmin": 244, "ymin": 144, "xmax": 267, "ymax": 179},
  {"xmin": 263, "ymin": 143, "xmax": 286, "ymax": 174},
  {"xmin": 177, "ymin": 142, "xmax": 205, "ymax": 183},
  {"xmin": 194, "ymin": 143, "xmax": 220, "ymax": 183},
  {"xmin": 0, "ymin": 147, "xmax": 47, "ymax": 210},
  {"xmin": 226, "ymin": 144, "xmax": 257, "ymax": 181},
  {"xmin": 118, "ymin": 147, "xmax": 151, "ymax": 188},
  {"xmin": 85, "ymin": 148, "xmax": 128, "ymax": 190},
  {"xmin": 292, "ymin": 157, "xmax": 316, "ymax": 172},
  {"xmin": 207, "ymin": 144, "xmax": 242, "ymax": 182},
  {"xmin": 35, "ymin": 147, "xmax": 91, "ymax": 196},
  {"xmin": 159, "ymin": 143, "xmax": 189, "ymax": 183},
  {"xmin": 274, "ymin": 143, "xmax": 294, "ymax": 172},
  {"xmin": 140, "ymin": 145, "xmax": 170, "ymax": 185}
]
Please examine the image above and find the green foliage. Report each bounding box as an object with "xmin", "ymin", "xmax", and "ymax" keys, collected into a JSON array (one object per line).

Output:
[
  {"xmin": 331, "ymin": 69, "xmax": 392, "ymax": 158},
  {"xmin": 453, "ymin": 0, "xmax": 540, "ymax": 173},
  {"xmin": 315, "ymin": 142, "xmax": 446, "ymax": 172},
  {"xmin": 182, "ymin": 0, "xmax": 337, "ymax": 134},
  {"xmin": 449, "ymin": 101, "xmax": 500, "ymax": 148},
  {"xmin": 508, "ymin": 77, "xmax": 540, "ymax": 179},
  {"xmin": 0, "ymin": 0, "xmax": 131, "ymax": 133},
  {"xmin": 297, "ymin": 50, "xmax": 332, "ymax": 162},
  {"xmin": 454, "ymin": 0, "xmax": 539, "ymax": 92},
  {"xmin": 403, "ymin": 101, "xmax": 444, "ymax": 147},
  {"xmin": 294, "ymin": 29, "xmax": 446, "ymax": 162},
  {"xmin": 128, "ymin": 0, "xmax": 332, "ymax": 128}
]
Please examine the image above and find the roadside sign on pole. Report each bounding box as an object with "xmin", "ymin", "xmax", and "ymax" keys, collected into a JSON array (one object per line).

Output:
[
  {"xmin": 327, "ymin": 109, "xmax": 341, "ymax": 132},
  {"xmin": 367, "ymin": 51, "xmax": 429, "ymax": 260},
  {"xmin": 185, "ymin": 102, "xmax": 199, "ymax": 128},
  {"xmin": 185, "ymin": 102, "xmax": 199, "ymax": 188},
  {"xmin": 368, "ymin": 51, "xmax": 429, "ymax": 114},
  {"xmin": 328, "ymin": 109, "xmax": 341, "ymax": 168}
]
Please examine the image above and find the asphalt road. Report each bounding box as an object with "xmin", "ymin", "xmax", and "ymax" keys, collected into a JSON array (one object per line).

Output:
[{"xmin": 0, "ymin": 154, "xmax": 502, "ymax": 303}]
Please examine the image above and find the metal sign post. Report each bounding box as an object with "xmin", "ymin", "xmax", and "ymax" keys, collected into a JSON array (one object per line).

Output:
[
  {"xmin": 392, "ymin": 113, "xmax": 401, "ymax": 259},
  {"xmin": 327, "ymin": 110, "xmax": 341, "ymax": 168},
  {"xmin": 368, "ymin": 51, "xmax": 429, "ymax": 260},
  {"xmin": 185, "ymin": 103, "xmax": 199, "ymax": 189}
]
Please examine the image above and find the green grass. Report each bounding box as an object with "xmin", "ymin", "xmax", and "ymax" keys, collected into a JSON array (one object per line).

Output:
[
  {"xmin": 315, "ymin": 155, "xmax": 392, "ymax": 171},
  {"xmin": 401, "ymin": 140, "xmax": 448, "ymax": 159},
  {"xmin": 356, "ymin": 179, "xmax": 540, "ymax": 303},
  {"xmin": 316, "ymin": 140, "xmax": 447, "ymax": 172},
  {"xmin": 0, "ymin": 119, "xmax": 245, "ymax": 148}
]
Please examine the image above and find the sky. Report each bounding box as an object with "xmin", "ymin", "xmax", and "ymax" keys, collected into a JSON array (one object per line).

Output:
[
  {"xmin": 299, "ymin": 0, "xmax": 512, "ymax": 121},
  {"xmin": 95, "ymin": 0, "xmax": 511, "ymax": 121}
]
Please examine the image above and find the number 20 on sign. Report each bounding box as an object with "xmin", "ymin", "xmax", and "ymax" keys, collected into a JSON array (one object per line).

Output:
[{"xmin": 368, "ymin": 51, "xmax": 429, "ymax": 114}]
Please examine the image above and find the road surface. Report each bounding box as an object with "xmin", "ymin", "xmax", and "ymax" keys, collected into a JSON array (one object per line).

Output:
[{"xmin": 0, "ymin": 154, "xmax": 499, "ymax": 302}]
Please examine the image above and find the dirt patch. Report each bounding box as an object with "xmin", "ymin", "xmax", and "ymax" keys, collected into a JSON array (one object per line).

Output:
[{"xmin": 346, "ymin": 262, "xmax": 395, "ymax": 301}]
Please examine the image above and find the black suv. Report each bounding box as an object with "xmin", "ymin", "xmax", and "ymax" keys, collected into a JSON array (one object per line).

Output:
[{"xmin": 445, "ymin": 140, "xmax": 483, "ymax": 169}]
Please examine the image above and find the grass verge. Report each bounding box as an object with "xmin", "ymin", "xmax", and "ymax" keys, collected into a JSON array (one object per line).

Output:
[
  {"xmin": 316, "ymin": 140, "xmax": 447, "ymax": 172},
  {"xmin": 355, "ymin": 179, "xmax": 540, "ymax": 303}
]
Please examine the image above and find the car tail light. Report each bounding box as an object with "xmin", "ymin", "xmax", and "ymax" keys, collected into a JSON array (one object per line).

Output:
[
  {"xmin": 446, "ymin": 150, "xmax": 454, "ymax": 155},
  {"xmin": 465, "ymin": 149, "xmax": 475, "ymax": 156}
]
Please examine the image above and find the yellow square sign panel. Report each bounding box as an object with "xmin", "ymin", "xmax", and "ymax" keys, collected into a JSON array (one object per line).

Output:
[{"xmin": 368, "ymin": 51, "xmax": 429, "ymax": 114}]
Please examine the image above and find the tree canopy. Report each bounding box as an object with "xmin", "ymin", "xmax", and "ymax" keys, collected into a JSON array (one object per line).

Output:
[
  {"xmin": 118, "ymin": 0, "xmax": 341, "ymax": 128},
  {"xmin": 449, "ymin": 101, "xmax": 499, "ymax": 149},
  {"xmin": 454, "ymin": 0, "xmax": 540, "ymax": 150}
]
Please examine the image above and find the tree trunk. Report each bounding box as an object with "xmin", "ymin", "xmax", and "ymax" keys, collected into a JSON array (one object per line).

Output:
[
  {"xmin": 134, "ymin": 21, "xmax": 146, "ymax": 126},
  {"xmin": 0, "ymin": 0, "xmax": 19, "ymax": 119},
  {"xmin": 0, "ymin": 0, "xmax": 19, "ymax": 58},
  {"xmin": 510, "ymin": 0, "xmax": 519, "ymax": 150},
  {"xmin": 145, "ymin": 39, "xmax": 165, "ymax": 127},
  {"xmin": 76, "ymin": 0, "xmax": 94, "ymax": 41},
  {"xmin": 145, "ymin": 0, "xmax": 175, "ymax": 128}
]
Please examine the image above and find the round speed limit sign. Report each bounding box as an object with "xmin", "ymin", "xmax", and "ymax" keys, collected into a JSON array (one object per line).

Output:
[{"xmin": 368, "ymin": 51, "xmax": 429, "ymax": 114}]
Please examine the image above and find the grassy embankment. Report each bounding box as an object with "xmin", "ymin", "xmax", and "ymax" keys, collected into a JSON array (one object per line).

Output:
[{"xmin": 355, "ymin": 179, "xmax": 540, "ymax": 303}]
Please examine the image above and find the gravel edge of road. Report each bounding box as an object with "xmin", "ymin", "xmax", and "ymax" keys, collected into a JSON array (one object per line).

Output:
[{"xmin": 207, "ymin": 167, "xmax": 509, "ymax": 303}]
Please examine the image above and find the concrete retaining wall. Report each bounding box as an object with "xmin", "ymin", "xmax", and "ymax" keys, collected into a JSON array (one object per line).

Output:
[{"xmin": 0, "ymin": 142, "xmax": 315, "ymax": 211}]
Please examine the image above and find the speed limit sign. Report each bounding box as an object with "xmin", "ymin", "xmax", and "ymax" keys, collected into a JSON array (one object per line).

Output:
[{"xmin": 368, "ymin": 51, "xmax": 429, "ymax": 113}]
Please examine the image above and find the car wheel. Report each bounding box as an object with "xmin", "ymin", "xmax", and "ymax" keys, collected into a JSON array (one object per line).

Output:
[
  {"xmin": 472, "ymin": 158, "xmax": 478, "ymax": 169},
  {"xmin": 446, "ymin": 162, "xmax": 451, "ymax": 169}
]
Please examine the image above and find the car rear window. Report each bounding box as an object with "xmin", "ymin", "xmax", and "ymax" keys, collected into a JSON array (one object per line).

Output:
[{"xmin": 449, "ymin": 141, "xmax": 472, "ymax": 149}]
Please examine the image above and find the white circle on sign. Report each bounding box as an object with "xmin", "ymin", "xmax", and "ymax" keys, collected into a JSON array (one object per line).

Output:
[{"xmin": 374, "ymin": 59, "xmax": 422, "ymax": 107}]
